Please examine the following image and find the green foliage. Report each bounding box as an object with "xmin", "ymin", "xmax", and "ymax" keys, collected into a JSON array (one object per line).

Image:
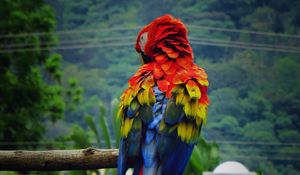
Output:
[
  {"xmin": 111, "ymin": 99, "xmax": 121, "ymax": 147},
  {"xmin": 0, "ymin": 0, "xmax": 64, "ymax": 150},
  {"xmin": 68, "ymin": 100, "xmax": 120, "ymax": 174},
  {"xmin": 70, "ymin": 124, "xmax": 90, "ymax": 149},
  {"xmin": 85, "ymin": 114, "xmax": 101, "ymax": 146},
  {"xmin": 84, "ymin": 101, "xmax": 119, "ymax": 149},
  {"xmin": 46, "ymin": 54, "xmax": 63, "ymax": 82},
  {"xmin": 242, "ymin": 7, "xmax": 277, "ymax": 32},
  {"xmin": 98, "ymin": 103, "xmax": 112, "ymax": 148},
  {"xmin": 184, "ymin": 138, "xmax": 220, "ymax": 174}
]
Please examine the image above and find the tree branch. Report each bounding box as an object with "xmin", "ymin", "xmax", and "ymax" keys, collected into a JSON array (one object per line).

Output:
[{"xmin": 0, "ymin": 148, "xmax": 118, "ymax": 171}]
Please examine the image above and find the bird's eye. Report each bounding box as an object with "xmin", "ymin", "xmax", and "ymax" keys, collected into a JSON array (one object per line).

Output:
[
  {"xmin": 140, "ymin": 32, "xmax": 148, "ymax": 43},
  {"xmin": 139, "ymin": 32, "xmax": 148, "ymax": 52}
]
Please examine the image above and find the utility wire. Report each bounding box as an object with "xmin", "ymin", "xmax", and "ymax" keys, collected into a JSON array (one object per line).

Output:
[
  {"xmin": 0, "ymin": 42, "xmax": 134, "ymax": 53},
  {"xmin": 0, "ymin": 36, "xmax": 136, "ymax": 48},
  {"xmin": 2, "ymin": 36, "xmax": 298, "ymax": 52},
  {"xmin": 1, "ymin": 24, "xmax": 300, "ymax": 39},
  {"xmin": 189, "ymin": 37, "xmax": 300, "ymax": 51},
  {"xmin": 188, "ymin": 25, "xmax": 300, "ymax": 39},
  {"xmin": 1, "ymin": 40, "xmax": 299, "ymax": 54},
  {"xmin": 190, "ymin": 41, "xmax": 300, "ymax": 54},
  {"xmin": 0, "ymin": 26, "xmax": 141, "ymax": 39}
]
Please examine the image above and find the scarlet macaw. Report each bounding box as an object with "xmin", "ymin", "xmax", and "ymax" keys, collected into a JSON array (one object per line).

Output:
[{"xmin": 117, "ymin": 14, "xmax": 209, "ymax": 175}]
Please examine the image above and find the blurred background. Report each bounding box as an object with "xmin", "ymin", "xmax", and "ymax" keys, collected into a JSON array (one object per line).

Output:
[{"xmin": 0, "ymin": 0, "xmax": 300, "ymax": 174}]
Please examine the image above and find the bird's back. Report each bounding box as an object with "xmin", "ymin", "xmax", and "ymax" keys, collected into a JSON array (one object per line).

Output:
[{"xmin": 118, "ymin": 63, "xmax": 208, "ymax": 175}]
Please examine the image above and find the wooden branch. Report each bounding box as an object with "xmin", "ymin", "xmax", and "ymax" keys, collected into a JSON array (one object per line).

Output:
[{"xmin": 0, "ymin": 148, "xmax": 118, "ymax": 171}]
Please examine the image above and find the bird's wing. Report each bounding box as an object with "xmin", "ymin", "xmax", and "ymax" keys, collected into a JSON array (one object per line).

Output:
[
  {"xmin": 117, "ymin": 65, "xmax": 156, "ymax": 175},
  {"xmin": 157, "ymin": 66, "xmax": 209, "ymax": 175}
]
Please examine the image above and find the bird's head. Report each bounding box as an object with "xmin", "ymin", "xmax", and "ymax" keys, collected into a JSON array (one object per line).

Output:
[{"xmin": 135, "ymin": 14, "xmax": 192, "ymax": 64}]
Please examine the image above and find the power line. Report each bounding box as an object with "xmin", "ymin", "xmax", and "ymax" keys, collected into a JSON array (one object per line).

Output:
[
  {"xmin": 188, "ymin": 25, "xmax": 300, "ymax": 39},
  {"xmin": 1, "ymin": 24, "xmax": 300, "ymax": 39},
  {"xmin": 1, "ymin": 40, "xmax": 299, "ymax": 54},
  {"xmin": 2, "ymin": 35, "xmax": 298, "ymax": 53},
  {"xmin": 189, "ymin": 37, "xmax": 299, "ymax": 51},
  {"xmin": 0, "ymin": 36, "xmax": 136, "ymax": 48},
  {"xmin": 190, "ymin": 41, "xmax": 300, "ymax": 54},
  {"xmin": 0, "ymin": 42, "xmax": 134, "ymax": 53},
  {"xmin": 0, "ymin": 26, "xmax": 141, "ymax": 39}
]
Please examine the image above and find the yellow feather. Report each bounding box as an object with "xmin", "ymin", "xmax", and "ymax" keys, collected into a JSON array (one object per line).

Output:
[
  {"xmin": 144, "ymin": 88, "xmax": 150, "ymax": 105},
  {"xmin": 196, "ymin": 117, "xmax": 202, "ymax": 126},
  {"xmin": 159, "ymin": 120, "xmax": 166, "ymax": 131},
  {"xmin": 177, "ymin": 123, "xmax": 182, "ymax": 137},
  {"xmin": 130, "ymin": 100, "xmax": 139, "ymax": 111},
  {"xmin": 191, "ymin": 101, "xmax": 198, "ymax": 117},
  {"xmin": 137, "ymin": 90, "xmax": 145, "ymax": 105},
  {"xmin": 117, "ymin": 104, "xmax": 124, "ymax": 119},
  {"xmin": 123, "ymin": 89, "xmax": 130, "ymax": 106},
  {"xmin": 120, "ymin": 119, "xmax": 124, "ymax": 136},
  {"xmin": 180, "ymin": 123, "xmax": 187, "ymax": 142},
  {"xmin": 182, "ymin": 94, "xmax": 190, "ymax": 104},
  {"xmin": 175, "ymin": 93, "xmax": 184, "ymax": 105},
  {"xmin": 123, "ymin": 118, "xmax": 133, "ymax": 137},
  {"xmin": 172, "ymin": 85, "xmax": 184, "ymax": 94},
  {"xmin": 185, "ymin": 80, "xmax": 200, "ymax": 99},
  {"xmin": 197, "ymin": 79, "xmax": 209, "ymax": 86},
  {"xmin": 125, "ymin": 91, "xmax": 135, "ymax": 106},
  {"xmin": 186, "ymin": 83, "xmax": 201, "ymax": 100},
  {"xmin": 149, "ymin": 89, "xmax": 156, "ymax": 105},
  {"xmin": 186, "ymin": 123, "xmax": 193, "ymax": 142},
  {"xmin": 122, "ymin": 119, "xmax": 128, "ymax": 137},
  {"xmin": 184, "ymin": 103, "xmax": 192, "ymax": 117},
  {"xmin": 197, "ymin": 105, "xmax": 207, "ymax": 124}
]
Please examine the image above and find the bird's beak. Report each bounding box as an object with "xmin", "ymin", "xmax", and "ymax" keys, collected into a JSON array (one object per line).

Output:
[{"xmin": 139, "ymin": 52, "xmax": 144, "ymax": 64}]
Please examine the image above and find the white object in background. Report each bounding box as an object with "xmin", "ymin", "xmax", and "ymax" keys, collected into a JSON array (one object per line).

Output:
[{"xmin": 203, "ymin": 161, "xmax": 257, "ymax": 175}]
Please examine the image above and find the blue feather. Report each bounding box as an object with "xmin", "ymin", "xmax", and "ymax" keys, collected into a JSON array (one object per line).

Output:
[
  {"xmin": 127, "ymin": 108, "xmax": 135, "ymax": 117},
  {"xmin": 118, "ymin": 139, "xmax": 127, "ymax": 175},
  {"xmin": 139, "ymin": 86, "xmax": 168, "ymax": 174},
  {"xmin": 156, "ymin": 94, "xmax": 164, "ymax": 101},
  {"xmin": 153, "ymin": 103, "xmax": 162, "ymax": 113},
  {"xmin": 145, "ymin": 130, "xmax": 155, "ymax": 144},
  {"xmin": 149, "ymin": 114, "xmax": 162, "ymax": 129},
  {"xmin": 142, "ymin": 141, "xmax": 157, "ymax": 168},
  {"xmin": 160, "ymin": 138, "xmax": 194, "ymax": 175}
]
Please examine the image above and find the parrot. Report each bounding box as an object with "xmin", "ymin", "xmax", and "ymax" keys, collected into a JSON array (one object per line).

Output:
[{"xmin": 117, "ymin": 14, "xmax": 209, "ymax": 175}]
